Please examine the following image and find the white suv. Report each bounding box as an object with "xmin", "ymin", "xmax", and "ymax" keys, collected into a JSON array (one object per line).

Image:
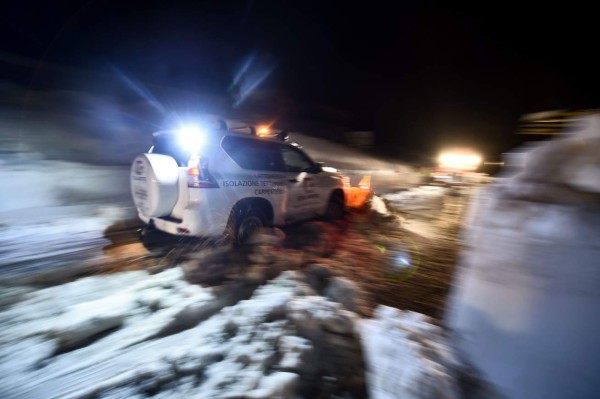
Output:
[{"xmin": 131, "ymin": 123, "xmax": 346, "ymax": 243}]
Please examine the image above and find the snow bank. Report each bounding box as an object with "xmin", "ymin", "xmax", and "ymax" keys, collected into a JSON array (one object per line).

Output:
[
  {"xmin": 0, "ymin": 159, "xmax": 137, "ymax": 283},
  {"xmin": 370, "ymin": 195, "xmax": 390, "ymax": 216},
  {"xmin": 1, "ymin": 269, "xmax": 369, "ymax": 398},
  {"xmin": 382, "ymin": 186, "xmax": 446, "ymax": 212},
  {"xmin": 289, "ymin": 132, "xmax": 422, "ymax": 191},
  {"xmin": 447, "ymin": 115, "xmax": 600, "ymax": 399},
  {"xmin": 0, "ymin": 244, "xmax": 466, "ymax": 399},
  {"xmin": 361, "ymin": 306, "xmax": 462, "ymax": 399},
  {"xmin": 0, "ymin": 160, "xmax": 131, "ymax": 213}
]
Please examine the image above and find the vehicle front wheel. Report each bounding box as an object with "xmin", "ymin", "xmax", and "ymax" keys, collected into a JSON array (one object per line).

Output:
[{"xmin": 325, "ymin": 192, "xmax": 345, "ymax": 221}]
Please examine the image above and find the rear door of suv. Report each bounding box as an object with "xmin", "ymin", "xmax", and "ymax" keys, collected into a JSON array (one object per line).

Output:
[{"xmin": 220, "ymin": 136, "xmax": 289, "ymax": 222}]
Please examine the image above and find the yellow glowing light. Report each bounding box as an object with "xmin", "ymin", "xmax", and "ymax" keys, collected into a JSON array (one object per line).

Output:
[
  {"xmin": 257, "ymin": 126, "xmax": 270, "ymax": 136},
  {"xmin": 437, "ymin": 149, "xmax": 482, "ymax": 170}
]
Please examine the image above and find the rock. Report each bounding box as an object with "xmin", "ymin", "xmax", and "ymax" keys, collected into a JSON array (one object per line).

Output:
[
  {"xmin": 247, "ymin": 251, "xmax": 275, "ymax": 265},
  {"xmin": 277, "ymin": 335, "xmax": 314, "ymax": 373},
  {"xmin": 49, "ymin": 293, "xmax": 136, "ymax": 351},
  {"xmin": 303, "ymin": 264, "xmax": 333, "ymax": 294},
  {"xmin": 245, "ymin": 227, "xmax": 285, "ymax": 247},
  {"xmin": 245, "ymin": 372, "xmax": 299, "ymax": 399},
  {"xmin": 285, "ymin": 296, "xmax": 367, "ymax": 396},
  {"xmin": 325, "ymin": 276, "xmax": 362, "ymax": 314},
  {"xmin": 243, "ymin": 265, "xmax": 267, "ymax": 284},
  {"xmin": 322, "ymin": 311, "xmax": 356, "ymax": 335}
]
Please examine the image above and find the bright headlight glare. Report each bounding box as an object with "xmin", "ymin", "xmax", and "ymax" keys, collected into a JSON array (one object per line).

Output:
[
  {"xmin": 438, "ymin": 150, "xmax": 482, "ymax": 170},
  {"xmin": 177, "ymin": 125, "xmax": 204, "ymax": 152}
]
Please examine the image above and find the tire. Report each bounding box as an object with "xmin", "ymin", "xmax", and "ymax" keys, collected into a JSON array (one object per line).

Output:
[
  {"xmin": 131, "ymin": 154, "xmax": 179, "ymax": 218},
  {"xmin": 325, "ymin": 192, "xmax": 345, "ymax": 221},
  {"xmin": 237, "ymin": 213, "xmax": 264, "ymax": 244},
  {"xmin": 218, "ymin": 205, "xmax": 265, "ymax": 246}
]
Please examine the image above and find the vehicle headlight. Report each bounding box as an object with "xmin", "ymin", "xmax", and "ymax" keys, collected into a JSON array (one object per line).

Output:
[{"xmin": 177, "ymin": 125, "xmax": 205, "ymax": 153}]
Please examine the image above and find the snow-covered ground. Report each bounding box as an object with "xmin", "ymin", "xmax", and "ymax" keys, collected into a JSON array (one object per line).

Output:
[
  {"xmin": 381, "ymin": 186, "xmax": 447, "ymax": 213},
  {"xmin": 0, "ymin": 157, "xmax": 138, "ymax": 284},
  {"xmin": 361, "ymin": 306, "xmax": 462, "ymax": 399},
  {"xmin": 0, "ymin": 265, "xmax": 465, "ymax": 399},
  {"xmin": 0, "ymin": 179, "xmax": 470, "ymax": 398},
  {"xmin": 378, "ymin": 185, "xmax": 452, "ymax": 240},
  {"xmin": 288, "ymin": 132, "xmax": 422, "ymax": 191}
]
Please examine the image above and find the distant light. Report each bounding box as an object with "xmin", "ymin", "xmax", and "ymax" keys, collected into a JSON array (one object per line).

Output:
[
  {"xmin": 322, "ymin": 166, "xmax": 338, "ymax": 173},
  {"xmin": 438, "ymin": 149, "xmax": 482, "ymax": 170}
]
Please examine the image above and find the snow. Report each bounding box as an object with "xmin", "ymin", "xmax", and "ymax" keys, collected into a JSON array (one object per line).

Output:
[
  {"xmin": 447, "ymin": 115, "xmax": 600, "ymax": 399},
  {"xmin": 0, "ymin": 160, "xmax": 131, "ymax": 213},
  {"xmin": 0, "ymin": 270, "xmax": 328, "ymax": 399},
  {"xmin": 0, "ymin": 160, "xmax": 138, "ymax": 285},
  {"xmin": 382, "ymin": 186, "xmax": 447, "ymax": 212},
  {"xmin": 0, "ymin": 247, "xmax": 470, "ymax": 399},
  {"xmin": 325, "ymin": 276, "xmax": 364, "ymax": 314},
  {"xmin": 0, "ymin": 147, "xmax": 462, "ymax": 398},
  {"xmin": 361, "ymin": 306, "xmax": 461, "ymax": 399},
  {"xmin": 370, "ymin": 195, "xmax": 390, "ymax": 216},
  {"xmin": 380, "ymin": 185, "xmax": 450, "ymax": 240}
]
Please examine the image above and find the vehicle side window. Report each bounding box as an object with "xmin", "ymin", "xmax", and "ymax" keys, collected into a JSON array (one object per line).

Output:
[
  {"xmin": 281, "ymin": 146, "xmax": 314, "ymax": 173},
  {"xmin": 222, "ymin": 136, "xmax": 284, "ymax": 171}
]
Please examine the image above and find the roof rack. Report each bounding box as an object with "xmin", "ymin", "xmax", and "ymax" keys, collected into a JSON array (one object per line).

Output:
[{"xmin": 227, "ymin": 124, "xmax": 289, "ymax": 142}]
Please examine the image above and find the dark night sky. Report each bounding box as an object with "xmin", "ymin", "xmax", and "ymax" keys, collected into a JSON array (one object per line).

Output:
[{"xmin": 2, "ymin": 0, "xmax": 599, "ymax": 162}]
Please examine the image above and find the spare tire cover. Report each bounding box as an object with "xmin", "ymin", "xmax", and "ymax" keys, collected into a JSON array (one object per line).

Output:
[{"xmin": 131, "ymin": 153, "xmax": 179, "ymax": 217}]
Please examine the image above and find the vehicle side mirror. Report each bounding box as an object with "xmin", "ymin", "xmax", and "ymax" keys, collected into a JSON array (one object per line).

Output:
[{"xmin": 307, "ymin": 163, "xmax": 322, "ymax": 174}]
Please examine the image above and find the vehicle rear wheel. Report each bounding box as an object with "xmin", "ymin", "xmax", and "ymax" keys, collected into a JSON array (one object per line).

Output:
[
  {"xmin": 237, "ymin": 213, "xmax": 264, "ymax": 244},
  {"xmin": 217, "ymin": 205, "xmax": 266, "ymax": 246},
  {"xmin": 325, "ymin": 192, "xmax": 345, "ymax": 221}
]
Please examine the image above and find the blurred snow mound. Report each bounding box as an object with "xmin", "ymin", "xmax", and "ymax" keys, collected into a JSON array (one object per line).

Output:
[
  {"xmin": 506, "ymin": 114, "xmax": 600, "ymax": 196},
  {"xmin": 361, "ymin": 305, "xmax": 462, "ymax": 399},
  {"xmin": 370, "ymin": 195, "xmax": 390, "ymax": 215},
  {"xmin": 448, "ymin": 114, "xmax": 600, "ymax": 399},
  {"xmin": 382, "ymin": 186, "xmax": 446, "ymax": 211}
]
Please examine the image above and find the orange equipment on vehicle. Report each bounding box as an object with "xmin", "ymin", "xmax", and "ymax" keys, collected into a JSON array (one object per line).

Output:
[{"xmin": 343, "ymin": 175, "xmax": 373, "ymax": 209}]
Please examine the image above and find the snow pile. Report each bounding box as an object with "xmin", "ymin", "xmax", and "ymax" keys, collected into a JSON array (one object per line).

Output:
[
  {"xmin": 0, "ymin": 160, "xmax": 136, "ymax": 284},
  {"xmin": 361, "ymin": 306, "xmax": 462, "ymax": 399},
  {"xmin": 447, "ymin": 114, "xmax": 600, "ymax": 399},
  {"xmin": 287, "ymin": 132, "xmax": 422, "ymax": 192},
  {"xmin": 0, "ymin": 269, "xmax": 307, "ymax": 399},
  {"xmin": 0, "ymin": 269, "xmax": 369, "ymax": 399},
  {"xmin": 382, "ymin": 186, "xmax": 446, "ymax": 212},
  {"xmin": 499, "ymin": 114, "xmax": 600, "ymax": 201},
  {"xmin": 0, "ymin": 160, "xmax": 131, "ymax": 213},
  {"xmin": 287, "ymin": 295, "xmax": 367, "ymax": 397},
  {"xmin": 325, "ymin": 276, "xmax": 366, "ymax": 315},
  {"xmin": 370, "ymin": 195, "xmax": 390, "ymax": 216}
]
